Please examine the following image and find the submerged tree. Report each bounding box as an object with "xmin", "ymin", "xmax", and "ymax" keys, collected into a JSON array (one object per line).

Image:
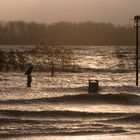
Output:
[
  {"xmin": 34, "ymin": 44, "xmax": 76, "ymax": 76},
  {"xmin": 114, "ymin": 46, "xmax": 135, "ymax": 69}
]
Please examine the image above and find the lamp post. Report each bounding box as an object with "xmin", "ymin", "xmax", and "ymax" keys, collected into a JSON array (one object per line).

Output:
[{"xmin": 134, "ymin": 15, "xmax": 140, "ymax": 86}]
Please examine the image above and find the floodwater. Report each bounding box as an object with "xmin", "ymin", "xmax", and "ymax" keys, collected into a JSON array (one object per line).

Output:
[{"xmin": 0, "ymin": 46, "xmax": 139, "ymax": 139}]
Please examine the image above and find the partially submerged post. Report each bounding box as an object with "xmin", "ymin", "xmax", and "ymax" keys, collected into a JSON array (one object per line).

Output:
[
  {"xmin": 134, "ymin": 15, "xmax": 140, "ymax": 86},
  {"xmin": 25, "ymin": 64, "xmax": 33, "ymax": 87},
  {"xmin": 51, "ymin": 61, "xmax": 54, "ymax": 77},
  {"xmin": 88, "ymin": 80, "xmax": 99, "ymax": 93}
]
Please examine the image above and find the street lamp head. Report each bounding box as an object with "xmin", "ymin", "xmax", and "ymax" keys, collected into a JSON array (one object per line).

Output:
[{"xmin": 134, "ymin": 15, "xmax": 140, "ymax": 27}]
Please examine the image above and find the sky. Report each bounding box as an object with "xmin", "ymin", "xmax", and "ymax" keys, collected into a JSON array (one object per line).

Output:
[{"xmin": 0, "ymin": 0, "xmax": 139, "ymax": 25}]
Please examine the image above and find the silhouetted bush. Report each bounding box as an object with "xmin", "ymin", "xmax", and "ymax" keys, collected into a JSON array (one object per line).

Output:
[
  {"xmin": 0, "ymin": 50, "xmax": 28, "ymax": 71},
  {"xmin": 0, "ymin": 44, "xmax": 77, "ymax": 73}
]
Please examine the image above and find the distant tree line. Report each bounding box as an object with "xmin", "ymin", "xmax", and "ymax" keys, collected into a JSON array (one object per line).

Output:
[
  {"xmin": 0, "ymin": 21, "xmax": 46, "ymax": 45},
  {"xmin": 0, "ymin": 20, "xmax": 138, "ymax": 45}
]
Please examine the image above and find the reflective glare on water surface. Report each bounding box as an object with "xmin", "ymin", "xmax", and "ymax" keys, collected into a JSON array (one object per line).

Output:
[{"xmin": 0, "ymin": 46, "xmax": 139, "ymax": 138}]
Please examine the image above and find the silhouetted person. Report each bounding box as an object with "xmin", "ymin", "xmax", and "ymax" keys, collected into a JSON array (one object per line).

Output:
[
  {"xmin": 25, "ymin": 64, "xmax": 33, "ymax": 87},
  {"xmin": 25, "ymin": 65, "xmax": 33, "ymax": 76}
]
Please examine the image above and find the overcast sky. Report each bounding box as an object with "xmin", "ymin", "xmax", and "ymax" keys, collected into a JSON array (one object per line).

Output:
[{"xmin": 0, "ymin": 0, "xmax": 139, "ymax": 25}]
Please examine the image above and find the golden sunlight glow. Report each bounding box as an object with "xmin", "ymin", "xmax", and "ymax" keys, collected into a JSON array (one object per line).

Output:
[{"xmin": 0, "ymin": 0, "xmax": 139, "ymax": 25}]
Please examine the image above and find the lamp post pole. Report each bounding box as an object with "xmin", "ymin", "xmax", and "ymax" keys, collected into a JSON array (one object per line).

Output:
[
  {"xmin": 136, "ymin": 17, "xmax": 139, "ymax": 86},
  {"xmin": 135, "ymin": 15, "xmax": 140, "ymax": 86}
]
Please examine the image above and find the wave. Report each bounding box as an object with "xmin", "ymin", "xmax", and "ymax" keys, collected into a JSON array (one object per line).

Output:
[
  {"xmin": 0, "ymin": 110, "xmax": 139, "ymax": 136},
  {"xmin": 0, "ymin": 118, "xmax": 40, "ymax": 124},
  {"xmin": 0, "ymin": 110, "xmax": 139, "ymax": 137},
  {"xmin": 105, "ymin": 114, "xmax": 140, "ymax": 123},
  {"xmin": 0, "ymin": 93, "xmax": 139, "ymax": 105},
  {"xmin": 0, "ymin": 129, "xmax": 129, "ymax": 138},
  {"xmin": 0, "ymin": 130, "xmax": 129, "ymax": 138},
  {"xmin": 44, "ymin": 93, "xmax": 140, "ymax": 105},
  {"xmin": 80, "ymin": 67, "xmax": 134, "ymax": 73},
  {"xmin": 0, "ymin": 109, "xmax": 139, "ymax": 118}
]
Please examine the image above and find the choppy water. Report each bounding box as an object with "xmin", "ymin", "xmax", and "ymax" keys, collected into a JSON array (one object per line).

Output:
[{"xmin": 0, "ymin": 46, "xmax": 139, "ymax": 138}]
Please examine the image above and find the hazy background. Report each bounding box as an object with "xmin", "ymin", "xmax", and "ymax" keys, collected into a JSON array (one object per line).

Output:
[{"xmin": 0, "ymin": 0, "xmax": 139, "ymax": 25}]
